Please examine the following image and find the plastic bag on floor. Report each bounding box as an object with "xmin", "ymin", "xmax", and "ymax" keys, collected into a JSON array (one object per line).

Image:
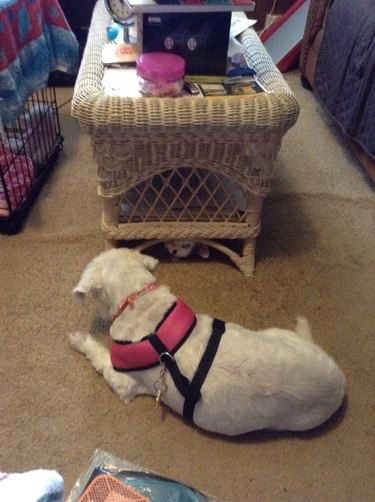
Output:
[{"xmin": 66, "ymin": 449, "xmax": 223, "ymax": 502}]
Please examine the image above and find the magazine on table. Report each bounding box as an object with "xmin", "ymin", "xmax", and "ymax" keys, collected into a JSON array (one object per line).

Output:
[{"xmin": 191, "ymin": 78, "xmax": 270, "ymax": 97}]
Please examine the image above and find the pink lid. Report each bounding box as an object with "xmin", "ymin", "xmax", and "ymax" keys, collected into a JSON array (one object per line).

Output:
[{"xmin": 136, "ymin": 52, "xmax": 185, "ymax": 81}]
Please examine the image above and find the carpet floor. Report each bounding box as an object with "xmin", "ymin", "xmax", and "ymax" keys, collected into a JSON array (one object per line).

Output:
[{"xmin": 0, "ymin": 71, "xmax": 374, "ymax": 501}]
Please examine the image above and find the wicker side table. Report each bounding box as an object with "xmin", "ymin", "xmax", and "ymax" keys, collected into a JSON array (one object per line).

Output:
[{"xmin": 72, "ymin": 0, "xmax": 299, "ymax": 275}]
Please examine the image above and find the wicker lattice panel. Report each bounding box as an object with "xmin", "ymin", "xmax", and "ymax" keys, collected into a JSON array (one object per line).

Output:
[{"xmin": 118, "ymin": 168, "xmax": 246, "ymax": 225}]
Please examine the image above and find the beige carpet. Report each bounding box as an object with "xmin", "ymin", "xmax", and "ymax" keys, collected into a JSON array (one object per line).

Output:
[{"xmin": 1, "ymin": 71, "xmax": 374, "ymax": 501}]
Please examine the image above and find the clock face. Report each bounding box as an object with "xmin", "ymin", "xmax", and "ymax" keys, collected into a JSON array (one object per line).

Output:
[{"xmin": 105, "ymin": 0, "xmax": 133, "ymax": 23}]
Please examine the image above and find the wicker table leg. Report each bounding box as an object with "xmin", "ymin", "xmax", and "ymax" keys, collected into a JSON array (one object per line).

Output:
[
  {"xmin": 101, "ymin": 194, "xmax": 120, "ymax": 249},
  {"xmin": 236, "ymin": 237, "xmax": 256, "ymax": 276},
  {"xmin": 104, "ymin": 238, "xmax": 118, "ymax": 250},
  {"xmin": 235, "ymin": 193, "xmax": 263, "ymax": 275}
]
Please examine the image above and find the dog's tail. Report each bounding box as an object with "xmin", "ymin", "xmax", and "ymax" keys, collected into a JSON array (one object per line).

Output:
[{"xmin": 295, "ymin": 316, "xmax": 313, "ymax": 341}]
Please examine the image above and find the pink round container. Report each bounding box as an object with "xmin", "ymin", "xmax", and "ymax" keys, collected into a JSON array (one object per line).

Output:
[{"xmin": 136, "ymin": 52, "xmax": 186, "ymax": 97}]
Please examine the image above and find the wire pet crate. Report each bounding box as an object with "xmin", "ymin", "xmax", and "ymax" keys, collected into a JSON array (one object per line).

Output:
[{"xmin": 0, "ymin": 87, "xmax": 63, "ymax": 234}]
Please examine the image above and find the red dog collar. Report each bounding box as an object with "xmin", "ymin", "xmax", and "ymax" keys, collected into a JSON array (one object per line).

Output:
[
  {"xmin": 112, "ymin": 283, "xmax": 159, "ymax": 322},
  {"xmin": 111, "ymin": 300, "xmax": 197, "ymax": 372}
]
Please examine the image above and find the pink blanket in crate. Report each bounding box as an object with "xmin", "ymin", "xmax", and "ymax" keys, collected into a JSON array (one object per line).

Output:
[{"xmin": 0, "ymin": 141, "xmax": 35, "ymax": 216}]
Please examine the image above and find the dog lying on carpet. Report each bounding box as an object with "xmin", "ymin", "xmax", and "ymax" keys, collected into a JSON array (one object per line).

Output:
[{"xmin": 69, "ymin": 248, "xmax": 345, "ymax": 436}]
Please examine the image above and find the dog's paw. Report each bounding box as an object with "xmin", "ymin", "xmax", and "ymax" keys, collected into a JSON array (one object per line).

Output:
[{"xmin": 68, "ymin": 331, "xmax": 89, "ymax": 352}]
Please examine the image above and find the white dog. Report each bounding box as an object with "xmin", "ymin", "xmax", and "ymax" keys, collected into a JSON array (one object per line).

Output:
[{"xmin": 69, "ymin": 248, "xmax": 345, "ymax": 436}]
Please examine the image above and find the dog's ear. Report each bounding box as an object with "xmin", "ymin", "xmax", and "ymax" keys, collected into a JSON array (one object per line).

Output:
[
  {"xmin": 72, "ymin": 262, "xmax": 99, "ymax": 303},
  {"xmin": 197, "ymin": 244, "xmax": 209, "ymax": 259},
  {"xmin": 133, "ymin": 250, "xmax": 159, "ymax": 271},
  {"xmin": 72, "ymin": 288, "xmax": 86, "ymax": 304}
]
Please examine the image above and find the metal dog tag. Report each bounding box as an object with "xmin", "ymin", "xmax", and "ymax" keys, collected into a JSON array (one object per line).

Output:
[{"xmin": 154, "ymin": 364, "xmax": 168, "ymax": 408}]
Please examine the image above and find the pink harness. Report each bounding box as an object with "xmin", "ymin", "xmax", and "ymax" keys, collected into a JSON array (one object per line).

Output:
[
  {"xmin": 110, "ymin": 300, "xmax": 196, "ymax": 372},
  {"xmin": 110, "ymin": 284, "xmax": 226, "ymax": 423}
]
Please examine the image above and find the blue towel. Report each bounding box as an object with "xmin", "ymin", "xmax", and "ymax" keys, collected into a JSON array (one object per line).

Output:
[{"xmin": 0, "ymin": 0, "xmax": 79, "ymax": 124}]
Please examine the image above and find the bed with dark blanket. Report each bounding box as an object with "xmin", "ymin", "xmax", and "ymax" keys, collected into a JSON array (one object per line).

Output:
[{"xmin": 300, "ymin": 0, "xmax": 375, "ymax": 183}]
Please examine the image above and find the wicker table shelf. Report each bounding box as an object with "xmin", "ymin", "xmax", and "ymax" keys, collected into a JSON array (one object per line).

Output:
[{"xmin": 72, "ymin": 0, "xmax": 299, "ymax": 275}]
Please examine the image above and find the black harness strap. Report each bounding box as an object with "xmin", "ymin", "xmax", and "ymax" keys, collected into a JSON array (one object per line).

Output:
[
  {"xmin": 149, "ymin": 318, "xmax": 226, "ymax": 423},
  {"xmin": 183, "ymin": 318, "xmax": 225, "ymax": 421},
  {"xmin": 148, "ymin": 335, "xmax": 191, "ymax": 398}
]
